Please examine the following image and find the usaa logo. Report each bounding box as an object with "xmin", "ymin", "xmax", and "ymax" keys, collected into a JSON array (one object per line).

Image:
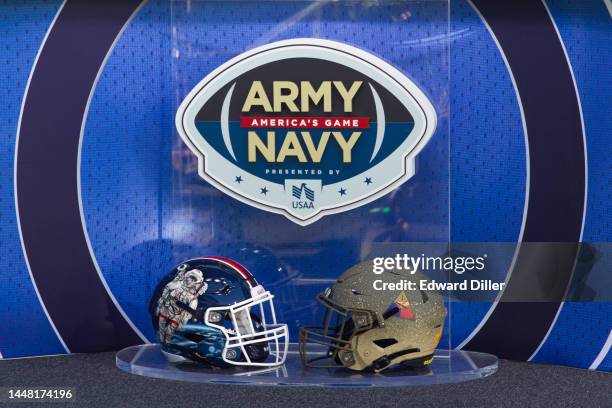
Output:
[
  {"xmin": 292, "ymin": 183, "xmax": 315, "ymax": 210},
  {"xmin": 176, "ymin": 38, "xmax": 436, "ymax": 225}
]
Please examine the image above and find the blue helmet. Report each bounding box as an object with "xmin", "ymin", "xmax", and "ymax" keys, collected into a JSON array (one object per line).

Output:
[{"xmin": 149, "ymin": 257, "xmax": 288, "ymax": 367}]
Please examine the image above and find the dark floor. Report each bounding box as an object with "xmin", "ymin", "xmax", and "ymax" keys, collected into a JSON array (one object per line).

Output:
[{"xmin": 0, "ymin": 352, "xmax": 610, "ymax": 408}]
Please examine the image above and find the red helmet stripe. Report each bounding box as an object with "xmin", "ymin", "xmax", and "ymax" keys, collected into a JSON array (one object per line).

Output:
[{"xmin": 199, "ymin": 256, "xmax": 255, "ymax": 288}]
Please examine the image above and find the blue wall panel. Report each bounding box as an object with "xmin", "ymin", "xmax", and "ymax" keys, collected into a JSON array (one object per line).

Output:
[
  {"xmin": 529, "ymin": 0, "xmax": 612, "ymax": 368},
  {"xmin": 0, "ymin": 0, "xmax": 65, "ymax": 358},
  {"xmin": 80, "ymin": 0, "xmax": 174, "ymax": 341},
  {"xmin": 0, "ymin": 0, "xmax": 608, "ymax": 370}
]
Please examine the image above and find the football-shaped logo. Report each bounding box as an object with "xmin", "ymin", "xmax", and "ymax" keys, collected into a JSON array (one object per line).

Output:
[{"xmin": 176, "ymin": 38, "xmax": 436, "ymax": 225}]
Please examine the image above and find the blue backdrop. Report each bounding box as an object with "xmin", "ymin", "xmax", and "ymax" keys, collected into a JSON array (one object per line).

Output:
[{"xmin": 0, "ymin": 0, "xmax": 609, "ymax": 371}]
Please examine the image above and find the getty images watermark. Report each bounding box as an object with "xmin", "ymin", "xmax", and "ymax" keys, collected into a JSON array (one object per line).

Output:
[{"xmin": 371, "ymin": 253, "xmax": 506, "ymax": 292}]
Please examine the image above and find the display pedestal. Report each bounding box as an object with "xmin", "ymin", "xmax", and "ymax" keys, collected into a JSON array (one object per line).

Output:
[{"xmin": 116, "ymin": 344, "xmax": 497, "ymax": 387}]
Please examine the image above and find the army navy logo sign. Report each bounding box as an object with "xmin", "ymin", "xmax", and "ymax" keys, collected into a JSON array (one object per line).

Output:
[{"xmin": 176, "ymin": 39, "xmax": 436, "ymax": 225}]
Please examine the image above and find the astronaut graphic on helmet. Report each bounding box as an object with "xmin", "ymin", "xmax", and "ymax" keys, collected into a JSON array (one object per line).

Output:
[{"xmin": 156, "ymin": 264, "xmax": 208, "ymax": 343}]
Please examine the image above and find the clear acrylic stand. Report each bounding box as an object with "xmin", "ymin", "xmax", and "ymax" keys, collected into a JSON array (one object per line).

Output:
[
  {"xmin": 116, "ymin": 343, "xmax": 497, "ymax": 387},
  {"xmin": 126, "ymin": 0, "xmax": 498, "ymax": 388}
]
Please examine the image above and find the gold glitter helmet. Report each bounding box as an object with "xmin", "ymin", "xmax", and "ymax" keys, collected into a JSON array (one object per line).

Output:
[{"xmin": 299, "ymin": 260, "xmax": 446, "ymax": 372}]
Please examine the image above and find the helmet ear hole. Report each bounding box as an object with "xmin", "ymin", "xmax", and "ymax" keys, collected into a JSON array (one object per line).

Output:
[{"xmin": 373, "ymin": 338, "xmax": 398, "ymax": 349}]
